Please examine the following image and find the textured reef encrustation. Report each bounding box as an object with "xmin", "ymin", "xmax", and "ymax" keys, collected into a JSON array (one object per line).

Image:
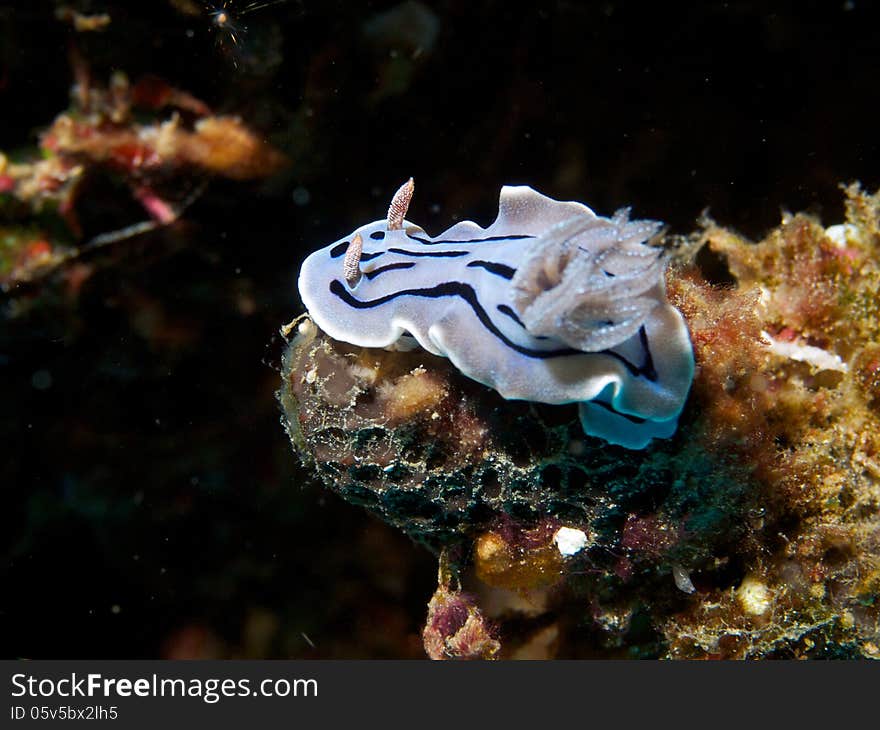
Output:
[{"xmin": 279, "ymin": 183, "xmax": 880, "ymax": 659}]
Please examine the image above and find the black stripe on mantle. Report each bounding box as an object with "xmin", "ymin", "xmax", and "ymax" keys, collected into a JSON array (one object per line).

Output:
[{"xmin": 364, "ymin": 262, "xmax": 416, "ymax": 280}]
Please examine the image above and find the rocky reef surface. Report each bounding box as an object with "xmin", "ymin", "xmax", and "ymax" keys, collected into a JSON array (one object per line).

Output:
[{"xmin": 280, "ymin": 185, "xmax": 880, "ymax": 659}]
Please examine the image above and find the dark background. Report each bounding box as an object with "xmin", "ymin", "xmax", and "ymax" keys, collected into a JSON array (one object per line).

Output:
[{"xmin": 1, "ymin": 0, "xmax": 878, "ymax": 658}]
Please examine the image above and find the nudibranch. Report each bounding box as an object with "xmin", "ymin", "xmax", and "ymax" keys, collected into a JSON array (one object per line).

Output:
[{"xmin": 297, "ymin": 179, "xmax": 694, "ymax": 449}]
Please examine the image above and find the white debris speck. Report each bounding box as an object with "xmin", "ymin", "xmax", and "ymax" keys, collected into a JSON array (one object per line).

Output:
[
  {"xmin": 554, "ymin": 527, "xmax": 589, "ymax": 557},
  {"xmin": 761, "ymin": 331, "xmax": 847, "ymax": 372},
  {"xmin": 672, "ymin": 564, "xmax": 696, "ymax": 594},
  {"xmin": 737, "ymin": 574, "xmax": 772, "ymax": 616},
  {"xmin": 824, "ymin": 223, "xmax": 862, "ymax": 248},
  {"xmin": 281, "ymin": 316, "xmax": 317, "ymax": 341},
  {"xmin": 305, "ymin": 367, "xmax": 318, "ymax": 384}
]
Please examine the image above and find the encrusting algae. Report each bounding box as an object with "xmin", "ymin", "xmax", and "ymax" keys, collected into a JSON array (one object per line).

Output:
[
  {"xmin": 279, "ymin": 184, "xmax": 880, "ymax": 659},
  {"xmin": 1, "ymin": 56, "xmax": 286, "ymax": 292}
]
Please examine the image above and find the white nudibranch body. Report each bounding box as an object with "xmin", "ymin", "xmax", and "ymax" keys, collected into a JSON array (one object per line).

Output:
[{"xmin": 297, "ymin": 182, "xmax": 694, "ymax": 449}]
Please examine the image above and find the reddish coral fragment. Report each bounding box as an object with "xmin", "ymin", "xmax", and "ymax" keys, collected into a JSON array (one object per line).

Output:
[{"xmin": 423, "ymin": 578, "xmax": 499, "ymax": 660}]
